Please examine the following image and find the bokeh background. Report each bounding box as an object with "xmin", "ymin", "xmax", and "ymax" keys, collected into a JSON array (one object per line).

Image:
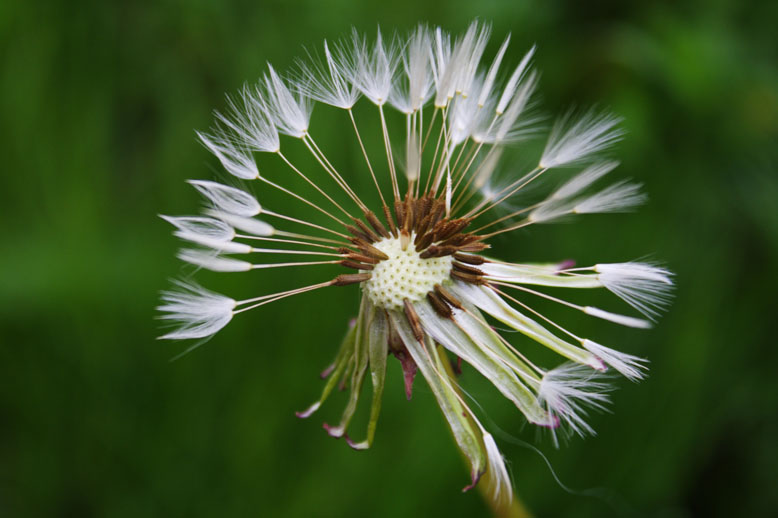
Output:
[{"xmin": 2, "ymin": 0, "xmax": 777, "ymax": 516}]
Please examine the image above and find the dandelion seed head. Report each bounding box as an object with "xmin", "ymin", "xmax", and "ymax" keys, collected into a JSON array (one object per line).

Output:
[{"xmin": 159, "ymin": 21, "xmax": 673, "ymax": 499}]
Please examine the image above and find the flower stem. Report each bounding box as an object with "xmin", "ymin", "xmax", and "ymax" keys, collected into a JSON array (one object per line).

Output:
[{"xmin": 437, "ymin": 346, "xmax": 533, "ymax": 518}]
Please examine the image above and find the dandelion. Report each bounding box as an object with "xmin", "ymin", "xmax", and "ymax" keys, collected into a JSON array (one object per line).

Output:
[{"xmin": 159, "ymin": 21, "xmax": 673, "ymax": 504}]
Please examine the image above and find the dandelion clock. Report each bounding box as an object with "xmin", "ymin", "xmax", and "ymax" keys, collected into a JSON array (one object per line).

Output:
[{"xmin": 159, "ymin": 21, "xmax": 673, "ymax": 507}]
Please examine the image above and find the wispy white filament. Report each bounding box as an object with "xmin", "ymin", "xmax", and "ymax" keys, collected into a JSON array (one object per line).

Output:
[
  {"xmin": 453, "ymin": 21, "xmax": 491, "ymax": 98},
  {"xmin": 574, "ymin": 181, "xmax": 646, "ymax": 214},
  {"xmin": 161, "ymin": 215, "xmax": 253, "ymax": 253},
  {"xmin": 188, "ymin": 180, "xmax": 261, "ymax": 217},
  {"xmin": 529, "ymin": 179, "xmax": 644, "ymax": 223},
  {"xmin": 432, "ymin": 21, "xmax": 491, "ymax": 106},
  {"xmin": 158, "ymin": 281, "xmax": 235, "ymax": 340},
  {"xmin": 431, "ymin": 27, "xmax": 453, "ymax": 107},
  {"xmin": 404, "ymin": 127, "xmax": 421, "ymax": 181},
  {"xmin": 596, "ymin": 262, "xmax": 674, "ymax": 320},
  {"xmin": 449, "ymin": 79, "xmax": 483, "ymax": 145},
  {"xmin": 472, "ymin": 148, "xmax": 502, "ymax": 191},
  {"xmin": 197, "ymin": 130, "xmax": 258, "ymax": 180},
  {"xmin": 477, "ymin": 35, "xmax": 511, "ymax": 108},
  {"xmin": 347, "ymin": 28, "xmax": 398, "ymax": 105},
  {"xmin": 389, "ymin": 24, "xmax": 433, "ymax": 113},
  {"xmin": 177, "ymin": 236, "xmax": 251, "ymax": 254},
  {"xmin": 496, "ymin": 45, "xmax": 536, "ymax": 115},
  {"xmin": 549, "ymin": 161, "xmax": 619, "ymax": 201},
  {"xmin": 492, "ymin": 70, "xmax": 538, "ymax": 143},
  {"xmin": 582, "ymin": 339, "xmax": 647, "ymax": 382},
  {"xmin": 483, "ymin": 433, "xmax": 512, "ymax": 503},
  {"xmin": 161, "ymin": 215, "xmax": 234, "ymax": 242},
  {"xmin": 207, "ymin": 211, "xmax": 274, "ymax": 237},
  {"xmin": 178, "ymin": 249, "xmax": 252, "ymax": 272},
  {"xmin": 540, "ymin": 110, "xmax": 624, "ymax": 168},
  {"xmin": 583, "ymin": 306, "xmax": 651, "ymax": 329},
  {"xmin": 538, "ymin": 363, "xmax": 611, "ymax": 446},
  {"xmin": 295, "ymin": 40, "xmax": 360, "ymax": 109},
  {"xmin": 215, "ymin": 85, "xmax": 280, "ymax": 153},
  {"xmin": 263, "ymin": 64, "xmax": 312, "ymax": 138}
]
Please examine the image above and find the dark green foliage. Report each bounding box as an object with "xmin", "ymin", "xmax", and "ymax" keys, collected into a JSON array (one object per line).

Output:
[{"xmin": 1, "ymin": 1, "xmax": 776, "ymax": 516}]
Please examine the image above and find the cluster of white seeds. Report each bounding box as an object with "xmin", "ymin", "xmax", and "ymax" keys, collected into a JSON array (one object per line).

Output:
[{"xmin": 364, "ymin": 237, "xmax": 453, "ymax": 310}]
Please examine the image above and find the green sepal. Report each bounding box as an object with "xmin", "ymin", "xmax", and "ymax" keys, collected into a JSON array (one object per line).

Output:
[
  {"xmin": 346, "ymin": 305, "xmax": 388, "ymax": 450},
  {"xmin": 324, "ymin": 296, "xmax": 370, "ymax": 438}
]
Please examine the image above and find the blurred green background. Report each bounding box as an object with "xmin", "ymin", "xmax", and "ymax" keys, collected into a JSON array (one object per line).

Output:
[{"xmin": 2, "ymin": 0, "xmax": 777, "ymax": 516}]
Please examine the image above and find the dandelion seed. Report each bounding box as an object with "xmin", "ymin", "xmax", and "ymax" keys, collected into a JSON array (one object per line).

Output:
[
  {"xmin": 549, "ymin": 161, "xmax": 619, "ymax": 201},
  {"xmin": 158, "ymin": 281, "xmax": 236, "ymax": 340},
  {"xmin": 263, "ymin": 64, "xmax": 312, "ymax": 138},
  {"xmin": 295, "ymin": 40, "xmax": 361, "ymax": 110},
  {"xmin": 178, "ymin": 249, "xmax": 252, "ymax": 272},
  {"xmin": 538, "ymin": 363, "xmax": 611, "ymax": 446},
  {"xmin": 573, "ymin": 180, "xmax": 646, "ymax": 214},
  {"xmin": 389, "ymin": 24, "xmax": 433, "ymax": 114},
  {"xmin": 187, "ymin": 180, "xmax": 262, "ymax": 217},
  {"xmin": 540, "ymin": 109, "xmax": 624, "ymax": 168},
  {"xmin": 214, "ymin": 85, "xmax": 280, "ymax": 153},
  {"xmin": 196, "ymin": 130, "xmax": 258, "ymax": 180},
  {"xmin": 159, "ymin": 22, "xmax": 673, "ymax": 501},
  {"xmin": 346, "ymin": 27, "xmax": 399, "ymax": 106}
]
